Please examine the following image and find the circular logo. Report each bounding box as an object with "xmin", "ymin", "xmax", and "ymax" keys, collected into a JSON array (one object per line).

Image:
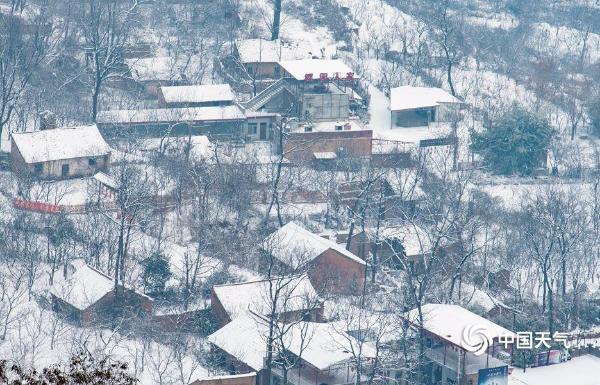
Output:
[{"xmin": 461, "ymin": 324, "xmax": 493, "ymax": 356}]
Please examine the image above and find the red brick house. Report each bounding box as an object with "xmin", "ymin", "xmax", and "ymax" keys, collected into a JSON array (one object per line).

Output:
[
  {"xmin": 50, "ymin": 259, "xmax": 153, "ymax": 326},
  {"xmin": 211, "ymin": 275, "xmax": 323, "ymax": 327},
  {"xmin": 262, "ymin": 222, "xmax": 367, "ymax": 294}
]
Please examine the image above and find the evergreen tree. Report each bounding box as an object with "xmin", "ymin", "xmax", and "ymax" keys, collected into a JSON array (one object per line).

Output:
[
  {"xmin": 471, "ymin": 106, "xmax": 554, "ymax": 175},
  {"xmin": 142, "ymin": 252, "xmax": 172, "ymax": 295}
]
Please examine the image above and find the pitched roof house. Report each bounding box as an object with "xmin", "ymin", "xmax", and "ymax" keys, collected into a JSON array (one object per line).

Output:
[
  {"xmin": 262, "ymin": 222, "xmax": 366, "ymax": 294},
  {"xmin": 404, "ymin": 304, "xmax": 513, "ymax": 385},
  {"xmin": 211, "ymin": 275, "xmax": 323, "ymax": 326},
  {"xmin": 207, "ymin": 312, "xmax": 375, "ymax": 385},
  {"xmin": 50, "ymin": 259, "xmax": 153, "ymax": 325},
  {"xmin": 11, "ymin": 125, "xmax": 111, "ymax": 179}
]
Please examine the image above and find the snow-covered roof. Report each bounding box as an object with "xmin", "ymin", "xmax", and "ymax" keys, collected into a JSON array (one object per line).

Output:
[
  {"xmin": 50, "ymin": 259, "xmax": 132, "ymax": 310},
  {"xmin": 405, "ymin": 304, "xmax": 514, "ymax": 349},
  {"xmin": 126, "ymin": 57, "xmax": 181, "ymax": 82},
  {"xmin": 236, "ymin": 38, "xmax": 309, "ymax": 63},
  {"xmin": 212, "ymin": 275, "xmax": 321, "ymax": 321},
  {"xmin": 93, "ymin": 172, "xmax": 118, "ymax": 190},
  {"xmin": 208, "ymin": 313, "xmax": 374, "ymax": 371},
  {"xmin": 160, "ymin": 84, "xmax": 234, "ymax": 105},
  {"xmin": 374, "ymin": 125, "xmax": 452, "ymax": 145},
  {"xmin": 96, "ymin": 105, "xmax": 246, "ymax": 125},
  {"xmin": 376, "ymin": 225, "xmax": 431, "ymax": 256},
  {"xmin": 313, "ymin": 152, "xmax": 337, "ymax": 160},
  {"xmin": 294, "ymin": 119, "xmax": 367, "ymax": 133},
  {"xmin": 390, "ymin": 86, "xmax": 462, "ymax": 111},
  {"xmin": 207, "ymin": 313, "xmax": 267, "ymax": 370},
  {"xmin": 263, "ymin": 222, "xmax": 366, "ymax": 268},
  {"xmin": 11, "ymin": 125, "xmax": 110, "ymax": 164},
  {"xmin": 278, "ymin": 59, "xmax": 357, "ymax": 81}
]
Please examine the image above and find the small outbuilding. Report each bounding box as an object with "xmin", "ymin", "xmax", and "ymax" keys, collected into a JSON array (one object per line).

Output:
[{"xmin": 390, "ymin": 86, "xmax": 463, "ymax": 128}]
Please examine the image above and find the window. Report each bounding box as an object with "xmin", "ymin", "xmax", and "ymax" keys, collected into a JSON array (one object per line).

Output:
[
  {"xmin": 88, "ymin": 157, "xmax": 97, "ymax": 166},
  {"xmin": 304, "ymin": 126, "xmax": 313, "ymax": 132},
  {"xmin": 247, "ymin": 123, "xmax": 257, "ymax": 135},
  {"xmin": 34, "ymin": 163, "xmax": 43, "ymax": 174},
  {"xmin": 335, "ymin": 125, "xmax": 343, "ymax": 131},
  {"xmin": 61, "ymin": 164, "xmax": 70, "ymax": 177}
]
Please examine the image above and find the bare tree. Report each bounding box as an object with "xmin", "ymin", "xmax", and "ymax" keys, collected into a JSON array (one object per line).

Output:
[
  {"xmin": 0, "ymin": 6, "xmax": 50, "ymax": 138},
  {"xmin": 75, "ymin": 0, "xmax": 142, "ymax": 121}
]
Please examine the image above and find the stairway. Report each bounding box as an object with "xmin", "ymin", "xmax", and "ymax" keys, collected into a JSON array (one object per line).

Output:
[{"xmin": 243, "ymin": 78, "xmax": 295, "ymax": 111}]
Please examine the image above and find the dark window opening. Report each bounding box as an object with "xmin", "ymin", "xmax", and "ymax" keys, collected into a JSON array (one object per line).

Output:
[
  {"xmin": 61, "ymin": 164, "xmax": 69, "ymax": 177},
  {"xmin": 88, "ymin": 157, "xmax": 97, "ymax": 166}
]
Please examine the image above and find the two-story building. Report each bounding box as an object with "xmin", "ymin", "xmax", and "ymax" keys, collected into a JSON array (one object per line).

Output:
[
  {"xmin": 244, "ymin": 59, "xmax": 359, "ymax": 122},
  {"xmin": 404, "ymin": 304, "xmax": 513, "ymax": 385}
]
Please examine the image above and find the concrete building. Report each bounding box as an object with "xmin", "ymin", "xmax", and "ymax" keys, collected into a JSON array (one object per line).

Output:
[
  {"xmin": 11, "ymin": 125, "xmax": 111, "ymax": 180},
  {"xmin": 244, "ymin": 59, "xmax": 359, "ymax": 122},
  {"xmin": 390, "ymin": 86, "xmax": 463, "ymax": 128}
]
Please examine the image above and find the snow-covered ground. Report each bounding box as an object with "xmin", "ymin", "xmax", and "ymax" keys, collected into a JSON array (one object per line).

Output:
[{"xmin": 509, "ymin": 355, "xmax": 600, "ymax": 385}]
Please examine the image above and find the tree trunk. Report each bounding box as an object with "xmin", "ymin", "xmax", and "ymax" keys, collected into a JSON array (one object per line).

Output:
[{"xmin": 271, "ymin": 0, "xmax": 282, "ymax": 40}]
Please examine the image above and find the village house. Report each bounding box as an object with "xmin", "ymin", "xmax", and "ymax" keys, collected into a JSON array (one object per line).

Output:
[
  {"xmin": 281, "ymin": 119, "xmax": 373, "ymax": 165},
  {"xmin": 125, "ymin": 56, "xmax": 195, "ymax": 96},
  {"xmin": 211, "ymin": 275, "xmax": 324, "ymax": 327},
  {"xmin": 233, "ymin": 38, "xmax": 310, "ymax": 80},
  {"xmin": 207, "ymin": 312, "xmax": 376, "ymax": 385},
  {"xmin": 96, "ymin": 105, "xmax": 278, "ymax": 142},
  {"xmin": 158, "ymin": 84, "xmax": 235, "ymax": 108},
  {"xmin": 262, "ymin": 222, "xmax": 367, "ymax": 294},
  {"xmin": 244, "ymin": 59, "xmax": 359, "ymax": 121},
  {"xmin": 390, "ymin": 86, "xmax": 464, "ymax": 129},
  {"xmin": 50, "ymin": 259, "xmax": 153, "ymax": 326},
  {"xmin": 10, "ymin": 125, "xmax": 111, "ymax": 180},
  {"xmin": 404, "ymin": 304, "xmax": 513, "ymax": 385}
]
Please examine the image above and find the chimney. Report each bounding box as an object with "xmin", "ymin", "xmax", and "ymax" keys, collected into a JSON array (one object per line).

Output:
[{"xmin": 39, "ymin": 110, "xmax": 57, "ymax": 130}]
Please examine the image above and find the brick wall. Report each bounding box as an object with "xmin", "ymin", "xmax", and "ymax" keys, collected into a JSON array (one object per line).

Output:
[
  {"xmin": 309, "ymin": 248, "xmax": 366, "ymax": 295},
  {"xmin": 211, "ymin": 289, "xmax": 233, "ymax": 327},
  {"xmin": 283, "ymin": 130, "xmax": 373, "ymax": 162}
]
